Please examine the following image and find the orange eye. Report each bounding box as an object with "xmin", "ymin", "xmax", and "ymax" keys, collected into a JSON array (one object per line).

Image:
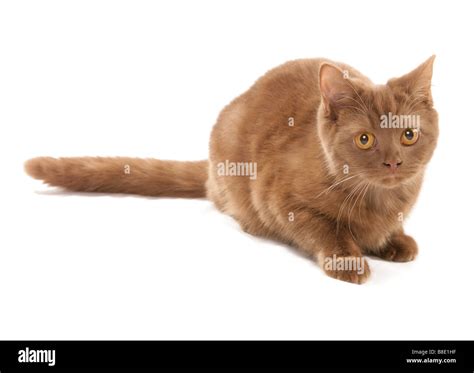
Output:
[
  {"xmin": 354, "ymin": 133, "xmax": 376, "ymax": 150},
  {"xmin": 401, "ymin": 129, "xmax": 419, "ymax": 146}
]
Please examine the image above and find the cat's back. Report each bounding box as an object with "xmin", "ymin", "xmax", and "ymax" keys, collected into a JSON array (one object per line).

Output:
[
  {"xmin": 210, "ymin": 60, "xmax": 315, "ymax": 160},
  {"xmin": 247, "ymin": 59, "xmax": 325, "ymax": 115},
  {"xmin": 247, "ymin": 58, "xmax": 368, "ymax": 107},
  {"xmin": 209, "ymin": 58, "xmax": 361, "ymax": 174}
]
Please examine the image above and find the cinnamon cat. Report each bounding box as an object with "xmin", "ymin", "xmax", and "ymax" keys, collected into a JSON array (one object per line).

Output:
[{"xmin": 25, "ymin": 57, "xmax": 438, "ymax": 284}]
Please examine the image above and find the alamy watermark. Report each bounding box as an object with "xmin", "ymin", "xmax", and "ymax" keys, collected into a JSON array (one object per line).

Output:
[
  {"xmin": 18, "ymin": 347, "xmax": 55, "ymax": 367},
  {"xmin": 380, "ymin": 112, "xmax": 420, "ymax": 130},
  {"xmin": 324, "ymin": 254, "xmax": 365, "ymax": 275},
  {"xmin": 216, "ymin": 160, "xmax": 257, "ymax": 180}
]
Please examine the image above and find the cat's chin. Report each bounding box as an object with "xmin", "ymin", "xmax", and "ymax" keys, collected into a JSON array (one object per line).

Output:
[
  {"xmin": 374, "ymin": 174, "xmax": 407, "ymax": 189},
  {"xmin": 375, "ymin": 173, "xmax": 418, "ymax": 189}
]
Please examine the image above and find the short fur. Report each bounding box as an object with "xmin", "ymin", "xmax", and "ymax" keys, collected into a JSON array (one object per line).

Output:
[{"xmin": 25, "ymin": 57, "xmax": 438, "ymax": 284}]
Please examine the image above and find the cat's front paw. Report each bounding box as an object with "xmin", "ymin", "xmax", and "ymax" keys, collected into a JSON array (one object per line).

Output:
[
  {"xmin": 322, "ymin": 255, "xmax": 371, "ymax": 284},
  {"xmin": 376, "ymin": 233, "xmax": 418, "ymax": 262}
]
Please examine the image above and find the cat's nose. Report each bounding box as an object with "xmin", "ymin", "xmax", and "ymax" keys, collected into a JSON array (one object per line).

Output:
[{"xmin": 383, "ymin": 160, "xmax": 403, "ymax": 171}]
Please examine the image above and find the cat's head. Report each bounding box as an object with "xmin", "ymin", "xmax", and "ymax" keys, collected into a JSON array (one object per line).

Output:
[{"xmin": 317, "ymin": 56, "xmax": 438, "ymax": 189}]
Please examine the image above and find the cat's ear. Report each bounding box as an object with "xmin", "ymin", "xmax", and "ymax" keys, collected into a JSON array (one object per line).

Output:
[
  {"xmin": 388, "ymin": 55, "xmax": 435, "ymax": 103},
  {"xmin": 319, "ymin": 63, "xmax": 357, "ymax": 118}
]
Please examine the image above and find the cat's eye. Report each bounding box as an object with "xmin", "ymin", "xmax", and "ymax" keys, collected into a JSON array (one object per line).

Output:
[
  {"xmin": 401, "ymin": 129, "xmax": 419, "ymax": 146},
  {"xmin": 354, "ymin": 132, "xmax": 376, "ymax": 150}
]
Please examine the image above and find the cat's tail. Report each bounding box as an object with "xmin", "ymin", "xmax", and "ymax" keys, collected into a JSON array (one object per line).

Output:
[{"xmin": 24, "ymin": 157, "xmax": 208, "ymax": 198}]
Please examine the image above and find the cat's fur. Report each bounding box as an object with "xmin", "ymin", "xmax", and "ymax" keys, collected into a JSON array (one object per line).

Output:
[{"xmin": 25, "ymin": 57, "xmax": 438, "ymax": 284}]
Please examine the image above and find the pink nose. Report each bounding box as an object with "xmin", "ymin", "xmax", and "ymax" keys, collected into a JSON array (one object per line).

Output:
[{"xmin": 383, "ymin": 160, "xmax": 403, "ymax": 171}]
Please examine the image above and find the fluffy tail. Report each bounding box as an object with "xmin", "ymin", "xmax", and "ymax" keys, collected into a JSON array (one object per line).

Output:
[{"xmin": 25, "ymin": 157, "xmax": 208, "ymax": 198}]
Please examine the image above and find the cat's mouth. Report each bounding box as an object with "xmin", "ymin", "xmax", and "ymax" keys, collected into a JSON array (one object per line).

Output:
[
  {"xmin": 374, "ymin": 170, "xmax": 418, "ymax": 188},
  {"xmin": 378, "ymin": 174, "xmax": 404, "ymax": 187}
]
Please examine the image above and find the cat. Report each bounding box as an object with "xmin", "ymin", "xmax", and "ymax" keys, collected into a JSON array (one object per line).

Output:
[{"xmin": 25, "ymin": 57, "xmax": 438, "ymax": 284}]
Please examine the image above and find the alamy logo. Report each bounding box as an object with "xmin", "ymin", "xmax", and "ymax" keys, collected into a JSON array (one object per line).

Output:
[
  {"xmin": 324, "ymin": 254, "xmax": 365, "ymax": 275},
  {"xmin": 216, "ymin": 160, "xmax": 257, "ymax": 180},
  {"xmin": 18, "ymin": 347, "xmax": 56, "ymax": 367},
  {"xmin": 380, "ymin": 112, "xmax": 420, "ymax": 129}
]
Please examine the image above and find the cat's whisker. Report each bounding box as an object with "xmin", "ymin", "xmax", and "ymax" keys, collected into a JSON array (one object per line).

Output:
[
  {"xmin": 346, "ymin": 181, "xmax": 368, "ymax": 240},
  {"xmin": 357, "ymin": 183, "xmax": 371, "ymax": 223},
  {"xmin": 336, "ymin": 180, "xmax": 365, "ymax": 235},
  {"xmin": 346, "ymin": 81, "xmax": 370, "ymax": 114},
  {"xmin": 326, "ymin": 174, "xmax": 359, "ymax": 192},
  {"xmin": 336, "ymin": 182, "xmax": 361, "ymax": 235},
  {"xmin": 404, "ymin": 88, "xmax": 433, "ymax": 113},
  {"xmin": 336, "ymin": 95, "xmax": 368, "ymax": 116},
  {"xmin": 314, "ymin": 173, "xmax": 362, "ymax": 200},
  {"xmin": 339, "ymin": 105, "xmax": 367, "ymax": 116}
]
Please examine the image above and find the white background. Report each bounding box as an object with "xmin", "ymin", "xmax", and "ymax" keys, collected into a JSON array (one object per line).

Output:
[{"xmin": 0, "ymin": 0, "xmax": 473, "ymax": 340}]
